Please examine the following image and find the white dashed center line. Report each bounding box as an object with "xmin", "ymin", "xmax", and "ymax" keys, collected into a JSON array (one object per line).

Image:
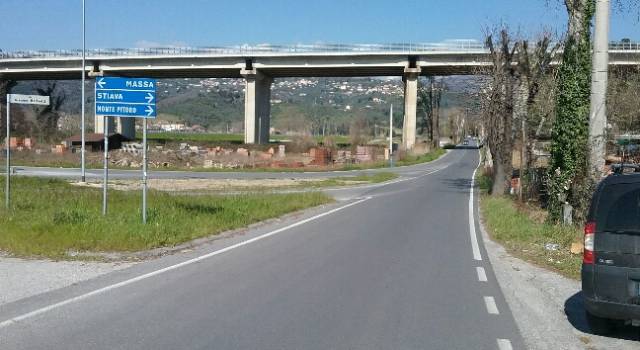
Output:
[
  {"xmin": 484, "ymin": 296, "xmax": 499, "ymax": 315},
  {"xmin": 476, "ymin": 266, "xmax": 487, "ymax": 282},
  {"xmin": 497, "ymin": 338, "xmax": 513, "ymax": 350}
]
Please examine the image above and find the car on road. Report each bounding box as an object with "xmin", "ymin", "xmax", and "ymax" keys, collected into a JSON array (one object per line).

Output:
[{"xmin": 582, "ymin": 164, "xmax": 640, "ymax": 334}]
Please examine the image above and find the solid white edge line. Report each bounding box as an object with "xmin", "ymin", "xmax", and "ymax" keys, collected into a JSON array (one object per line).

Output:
[
  {"xmin": 469, "ymin": 152, "xmax": 483, "ymax": 261},
  {"xmin": 497, "ymin": 338, "xmax": 513, "ymax": 350},
  {"xmin": 484, "ymin": 296, "xmax": 500, "ymax": 315},
  {"xmin": 0, "ymin": 196, "xmax": 372, "ymax": 329},
  {"xmin": 476, "ymin": 266, "xmax": 488, "ymax": 282}
]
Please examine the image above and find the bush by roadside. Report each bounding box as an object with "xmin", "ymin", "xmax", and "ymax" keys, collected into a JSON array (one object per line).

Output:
[{"xmin": 478, "ymin": 173, "xmax": 583, "ymax": 279}]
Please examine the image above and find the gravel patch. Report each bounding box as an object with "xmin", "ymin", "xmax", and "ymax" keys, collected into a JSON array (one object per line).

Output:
[
  {"xmin": 0, "ymin": 257, "xmax": 135, "ymax": 306},
  {"xmin": 479, "ymin": 217, "xmax": 640, "ymax": 349}
]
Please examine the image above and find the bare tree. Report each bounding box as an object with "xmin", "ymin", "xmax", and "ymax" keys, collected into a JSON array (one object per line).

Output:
[
  {"xmin": 35, "ymin": 82, "xmax": 66, "ymax": 140},
  {"xmin": 483, "ymin": 29, "xmax": 520, "ymax": 196},
  {"xmin": 418, "ymin": 77, "xmax": 445, "ymax": 149},
  {"xmin": 0, "ymin": 80, "xmax": 17, "ymax": 140},
  {"xmin": 514, "ymin": 35, "xmax": 559, "ymax": 201}
]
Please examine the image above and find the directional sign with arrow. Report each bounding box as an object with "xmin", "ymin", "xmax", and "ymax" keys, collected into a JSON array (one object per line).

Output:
[{"xmin": 95, "ymin": 77, "xmax": 157, "ymax": 118}]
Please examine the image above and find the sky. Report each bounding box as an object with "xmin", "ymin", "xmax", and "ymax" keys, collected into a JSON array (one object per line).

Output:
[{"xmin": 0, "ymin": 0, "xmax": 637, "ymax": 51}]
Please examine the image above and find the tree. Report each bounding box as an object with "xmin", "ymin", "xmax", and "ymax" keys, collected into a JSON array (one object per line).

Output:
[
  {"xmin": 35, "ymin": 82, "xmax": 66, "ymax": 141},
  {"xmin": 514, "ymin": 35, "xmax": 559, "ymax": 201},
  {"xmin": 418, "ymin": 77, "xmax": 445, "ymax": 148},
  {"xmin": 0, "ymin": 80, "xmax": 17, "ymax": 140},
  {"xmin": 547, "ymin": 0, "xmax": 595, "ymax": 223},
  {"xmin": 483, "ymin": 29, "xmax": 519, "ymax": 196}
]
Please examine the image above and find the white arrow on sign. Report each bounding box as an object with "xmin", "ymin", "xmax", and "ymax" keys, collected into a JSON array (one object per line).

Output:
[
  {"xmin": 146, "ymin": 105, "xmax": 154, "ymax": 116},
  {"xmin": 145, "ymin": 93, "xmax": 154, "ymax": 104},
  {"xmin": 96, "ymin": 78, "xmax": 106, "ymax": 89}
]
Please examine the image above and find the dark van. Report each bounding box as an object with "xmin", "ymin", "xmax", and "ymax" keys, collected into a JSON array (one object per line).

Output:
[{"xmin": 582, "ymin": 164, "xmax": 640, "ymax": 334}]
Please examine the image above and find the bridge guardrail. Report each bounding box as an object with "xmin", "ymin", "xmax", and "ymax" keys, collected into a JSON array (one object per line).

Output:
[
  {"xmin": 1, "ymin": 41, "xmax": 638, "ymax": 59},
  {"xmin": 0, "ymin": 41, "xmax": 488, "ymax": 59}
]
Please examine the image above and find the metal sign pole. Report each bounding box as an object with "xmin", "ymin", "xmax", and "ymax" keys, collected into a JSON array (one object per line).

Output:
[
  {"xmin": 142, "ymin": 117, "xmax": 148, "ymax": 224},
  {"xmin": 102, "ymin": 116, "xmax": 108, "ymax": 215},
  {"xmin": 5, "ymin": 99, "xmax": 10, "ymax": 209},
  {"xmin": 389, "ymin": 103, "xmax": 393, "ymax": 168},
  {"xmin": 80, "ymin": 0, "xmax": 86, "ymax": 182}
]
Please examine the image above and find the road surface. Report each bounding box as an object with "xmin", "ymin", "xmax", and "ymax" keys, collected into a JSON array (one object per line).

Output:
[
  {"xmin": 10, "ymin": 151, "xmax": 455, "ymax": 180},
  {"xmin": 0, "ymin": 148, "xmax": 524, "ymax": 349}
]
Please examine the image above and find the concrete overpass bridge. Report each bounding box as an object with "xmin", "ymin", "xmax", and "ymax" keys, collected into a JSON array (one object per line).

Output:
[{"xmin": 1, "ymin": 41, "xmax": 639, "ymax": 149}]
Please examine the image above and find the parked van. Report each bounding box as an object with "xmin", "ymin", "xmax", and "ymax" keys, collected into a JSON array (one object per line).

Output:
[{"xmin": 582, "ymin": 164, "xmax": 640, "ymax": 334}]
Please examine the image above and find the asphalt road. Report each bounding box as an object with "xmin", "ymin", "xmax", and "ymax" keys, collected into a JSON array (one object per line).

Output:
[
  {"xmin": 0, "ymin": 148, "xmax": 524, "ymax": 349},
  {"xmin": 10, "ymin": 152, "xmax": 453, "ymax": 180}
]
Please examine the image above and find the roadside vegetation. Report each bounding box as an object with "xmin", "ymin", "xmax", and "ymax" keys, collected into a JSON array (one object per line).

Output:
[
  {"xmin": 395, "ymin": 148, "xmax": 446, "ymax": 166},
  {"xmin": 478, "ymin": 172, "xmax": 582, "ymax": 279},
  {"xmin": 0, "ymin": 177, "xmax": 331, "ymax": 259},
  {"xmin": 475, "ymin": 3, "xmax": 640, "ymax": 280}
]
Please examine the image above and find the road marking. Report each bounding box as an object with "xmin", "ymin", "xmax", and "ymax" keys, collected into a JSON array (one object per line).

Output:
[
  {"xmin": 476, "ymin": 266, "xmax": 487, "ymax": 282},
  {"xmin": 484, "ymin": 296, "xmax": 499, "ymax": 315},
  {"xmin": 469, "ymin": 154, "xmax": 483, "ymax": 261},
  {"xmin": 497, "ymin": 338, "xmax": 513, "ymax": 350},
  {"xmin": 0, "ymin": 196, "xmax": 372, "ymax": 329}
]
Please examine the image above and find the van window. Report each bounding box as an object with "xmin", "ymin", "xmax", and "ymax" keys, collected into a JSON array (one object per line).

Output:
[{"xmin": 596, "ymin": 183, "xmax": 640, "ymax": 233}]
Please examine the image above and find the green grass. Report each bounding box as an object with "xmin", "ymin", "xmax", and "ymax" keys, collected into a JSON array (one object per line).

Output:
[
  {"xmin": 0, "ymin": 177, "xmax": 331, "ymax": 259},
  {"xmin": 480, "ymin": 193, "xmax": 583, "ymax": 279},
  {"xmin": 395, "ymin": 148, "xmax": 446, "ymax": 166}
]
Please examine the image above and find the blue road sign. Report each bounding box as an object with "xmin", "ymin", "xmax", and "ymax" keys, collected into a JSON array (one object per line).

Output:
[{"xmin": 95, "ymin": 77, "xmax": 156, "ymax": 118}]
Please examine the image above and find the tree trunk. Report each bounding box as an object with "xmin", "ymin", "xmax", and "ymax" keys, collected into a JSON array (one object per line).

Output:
[
  {"xmin": 432, "ymin": 91, "xmax": 440, "ymax": 149},
  {"xmin": 565, "ymin": 0, "xmax": 591, "ymax": 44},
  {"xmin": 515, "ymin": 78, "xmax": 528, "ymax": 201},
  {"xmin": 491, "ymin": 150, "xmax": 508, "ymax": 196}
]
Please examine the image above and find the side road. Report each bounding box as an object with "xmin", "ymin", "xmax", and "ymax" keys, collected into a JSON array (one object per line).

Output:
[{"xmin": 479, "ymin": 219, "xmax": 640, "ymax": 349}]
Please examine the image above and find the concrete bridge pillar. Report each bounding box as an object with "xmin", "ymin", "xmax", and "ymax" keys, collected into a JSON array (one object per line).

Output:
[
  {"xmin": 241, "ymin": 69, "xmax": 273, "ymax": 144},
  {"xmin": 402, "ymin": 67, "xmax": 421, "ymax": 150},
  {"xmin": 95, "ymin": 116, "xmax": 135, "ymax": 139}
]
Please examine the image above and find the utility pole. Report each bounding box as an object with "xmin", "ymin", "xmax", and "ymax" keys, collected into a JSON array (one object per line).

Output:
[
  {"xmin": 5, "ymin": 100, "xmax": 10, "ymax": 209},
  {"xmin": 389, "ymin": 104, "xmax": 393, "ymax": 167},
  {"xmin": 589, "ymin": 0, "xmax": 610, "ymax": 181},
  {"xmin": 80, "ymin": 0, "xmax": 86, "ymax": 182}
]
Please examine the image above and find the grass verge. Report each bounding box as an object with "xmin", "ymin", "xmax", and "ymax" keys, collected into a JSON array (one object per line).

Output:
[
  {"xmin": 395, "ymin": 148, "xmax": 447, "ymax": 166},
  {"xmin": 0, "ymin": 177, "xmax": 332, "ymax": 259},
  {"xmin": 479, "ymin": 176, "xmax": 582, "ymax": 279}
]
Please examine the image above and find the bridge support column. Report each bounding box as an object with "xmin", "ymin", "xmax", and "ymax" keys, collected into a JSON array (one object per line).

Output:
[
  {"xmin": 95, "ymin": 115, "xmax": 116, "ymax": 135},
  {"xmin": 402, "ymin": 67, "xmax": 421, "ymax": 150},
  {"xmin": 95, "ymin": 117, "xmax": 135, "ymax": 139},
  {"xmin": 241, "ymin": 69, "xmax": 272, "ymax": 144}
]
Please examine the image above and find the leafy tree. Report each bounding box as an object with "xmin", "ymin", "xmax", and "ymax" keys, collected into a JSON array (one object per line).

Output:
[{"xmin": 547, "ymin": 0, "xmax": 595, "ymax": 223}]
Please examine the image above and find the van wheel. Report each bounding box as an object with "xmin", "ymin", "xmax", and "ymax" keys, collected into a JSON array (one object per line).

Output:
[{"xmin": 586, "ymin": 311, "xmax": 615, "ymax": 335}]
